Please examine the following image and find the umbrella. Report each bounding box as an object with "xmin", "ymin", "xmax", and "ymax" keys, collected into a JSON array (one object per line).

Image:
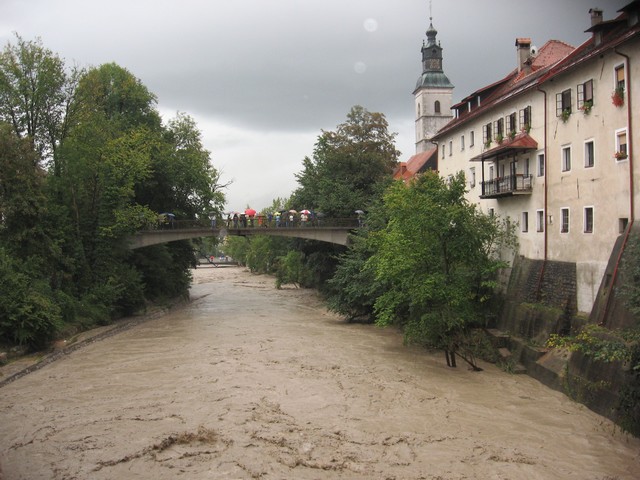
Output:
[
  {"xmin": 245, "ymin": 208, "xmax": 256, "ymax": 216},
  {"xmin": 288, "ymin": 209, "xmax": 298, "ymax": 214},
  {"xmin": 355, "ymin": 210, "xmax": 365, "ymax": 214},
  {"xmin": 300, "ymin": 209, "xmax": 311, "ymax": 215}
]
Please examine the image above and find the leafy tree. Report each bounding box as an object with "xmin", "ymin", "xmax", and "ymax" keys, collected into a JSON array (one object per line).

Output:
[
  {"xmin": 0, "ymin": 124, "xmax": 50, "ymax": 260},
  {"xmin": 0, "ymin": 34, "xmax": 81, "ymax": 171},
  {"xmin": 275, "ymin": 251, "xmax": 311, "ymax": 289},
  {"xmin": 370, "ymin": 171, "xmax": 516, "ymax": 369},
  {"xmin": 137, "ymin": 112, "xmax": 225, "ymax": 219},
  {"xmin": 326, "ymin": 230, "xmax": 383, "ymax": 321},
  {"xmin": 292, "ymin": 105, "xmax": 399, "ymax": 217}
]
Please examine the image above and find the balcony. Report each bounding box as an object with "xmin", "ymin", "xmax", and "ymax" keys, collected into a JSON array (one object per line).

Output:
[{"xmin": 480, "ymin": 174, "xmax": 533, "ymax": 198}]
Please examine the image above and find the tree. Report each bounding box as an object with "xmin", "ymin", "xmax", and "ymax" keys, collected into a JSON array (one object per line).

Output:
[
  {"xmin": 0, "ymin": 34, "xmax": 80, "ymax": 171},
  {"xmin": 370, "ymin": 172, "xmax": 516, "ymax": 369},
  {"xmin": 292, "ymin": 105, "xmax": 399, "ymax": 217},
  {"xmin": 139, "ymin": 112, "xmax": 226, "ymax": 219}
]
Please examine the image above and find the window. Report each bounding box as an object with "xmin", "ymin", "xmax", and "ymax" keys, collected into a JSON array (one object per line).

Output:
[
  {"xmin": 482, "ymin": 123, "xmax": 492, "ymax": 146},
  {"xmin": 506, "ymin": 112, "xmax": 517, "ymax": 136},
  {"xmin": 584, "ymin": 140, "xmax": 594, "ymax": 168},
  {"xmin": 584, "ymin": 207, "xmax": 594, "ymax": 233},
  {"xmin": 537, "ymin": 153, "xmax": 545, "ymax": 177},
  {"xmin": 615, "ymin": 64, "xmax": 626, "ymax": 91},
  {"xmin": 536, "ymin": 210, "xmax": 545, "ymax": 232},
  {"xmin": 469, "ymin": 167, "xmax": 476, "ymax": 188},
  {"xmin": 556, "ymin": 89, "xmax": 572, "ymax": 117},
  {"xmin": 562, "ymin": 145, "xmax": 571, "ymax": 172},
  {"xmin": 441, "ymin": 144, "xmax": 445, "ymax": 159},
  {"xmin": 577, "ymin": 79, "xmax": 594, "ymax": 110},
  {"xmin": 616, "ymin": 129, "xmax": 628, "ymax": 160},
  {"xmin": 519, "ymin": 106, "xmax": 531, "ymax": 131},
  {"xmin": 460, "ymin": 135, "xmax": 465, "ymax": 151},
  {"xmin": 524, "ymin": 158, "xmax": 530, "ymax": 176},
  {"xmin": 417, "ymin": 103, "xmax": 421, "ymax": 116},
  {"xmin": 448, "ymin": 140, "xmax": 453, "ymax": 156},
  {"xmin": 620, "ymin": 218, "xmax": 629, "ymax": 233},
  {"xmin": 488, "ymin": 208, "xmax": 495, "ymax": 217},
  {"xmin": 470, "ymin": 130, "xmax": 475, "ymax": 147},
  {"xmin": 435, "ymin": 100, "xmax": 441, "ymax": 113},
  {"xmin": 561, "ymin": 208, "xmax": 570, "ymax": 233},
  {"xmin": 493, "ymin": 118, "xmax": 504, "ymax": 140},
  {"xmin": 521, "ymin": 212, "xmax": 529, "ymax": 232},
  {"xmin": 489, "ymin": 165, "xmax": 494, "ymax": 180}
]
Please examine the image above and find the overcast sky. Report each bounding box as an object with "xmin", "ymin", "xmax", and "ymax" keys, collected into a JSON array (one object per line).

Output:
[{"xmin": 1, "ymin": 0, "xmax": 630, "ymax": 211}]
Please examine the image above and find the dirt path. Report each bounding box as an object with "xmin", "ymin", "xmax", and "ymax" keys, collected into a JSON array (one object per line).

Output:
[{"xmin": 1, "ymin": 266, "xmax": 639, "ymax": 479}]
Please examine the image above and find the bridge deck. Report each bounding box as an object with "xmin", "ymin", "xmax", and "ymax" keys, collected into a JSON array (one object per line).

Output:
[{"xmin": 127, "ymin": 223, "xmax": 357, "ymax": 249}]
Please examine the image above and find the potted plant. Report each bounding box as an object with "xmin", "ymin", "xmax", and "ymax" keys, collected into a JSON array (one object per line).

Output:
[
  {"xmin": 508, "ymin": 129, "xmax": 516, "ymax": 140},
  {"xmin": 612, "ymin": 87, "xmax": 625, "ymax": 107},
  {"xmin": 496, "ymin": 133, "xmax": 504, "ymax": 144},
  {"xmin": 561, "ymin": 108, "xmax": 571, "ymax": 123},
  {"xmin": 579, "ymin": 100, "xmax": 593, "ymax": 114},
  {"xmin": 614, "ymin": 151, "xmax": 628, "ymax": 160},
  {"xmin": 484, "ymin": 139, "xmax": 492, "ymax": 149}
]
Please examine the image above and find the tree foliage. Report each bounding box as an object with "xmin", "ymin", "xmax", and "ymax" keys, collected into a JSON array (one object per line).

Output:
[
  {"xmin": 0, "ymin": 36, "xmax": 225, "ymax": 349},
  {"xmin": 292, "ymin": 105, "xmax": 399, "ymax": 217},
  {"xmin": 327, "ymin": 171, "xmax": 516, "ymax": 368}
]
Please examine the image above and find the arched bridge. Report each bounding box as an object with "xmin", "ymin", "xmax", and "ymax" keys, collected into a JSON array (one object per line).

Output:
[{"xmin": 126, "ymin": 218, "xmax": 359, "ymax": 249}]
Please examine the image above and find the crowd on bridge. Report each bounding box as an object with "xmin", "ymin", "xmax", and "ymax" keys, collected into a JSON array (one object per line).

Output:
[{"xmin": 225, "ymin": 209, "xmax": 321, "ymax": 229}]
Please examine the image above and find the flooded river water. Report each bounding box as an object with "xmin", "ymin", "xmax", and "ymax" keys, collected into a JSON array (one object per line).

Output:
[{"xmin": 1, "ymin": 266, "xmax": 639, "ymax": 479}]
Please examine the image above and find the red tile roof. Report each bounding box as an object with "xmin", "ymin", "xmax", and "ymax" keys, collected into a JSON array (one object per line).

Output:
[
  {"xmin": 393, "ymin": 147, "xmax": 438, "ymax": 181},
  {"xmin": 469, "ymin": 132, "xmax": 538, "ymax": 162}
]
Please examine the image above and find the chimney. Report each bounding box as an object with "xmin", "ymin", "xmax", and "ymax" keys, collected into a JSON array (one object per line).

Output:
[
  {"xmin": 515, "ymin": 38, "xmax": 532, "ymax": 73},
  {"xmin": 589, "ymin": 8, "xmax": 603, "ymax": 27}
]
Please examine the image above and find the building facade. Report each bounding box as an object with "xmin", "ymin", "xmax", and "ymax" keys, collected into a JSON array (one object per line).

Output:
[{"xmin": 429, "ymin": 2, "xmax": 639, "ymax": 314}]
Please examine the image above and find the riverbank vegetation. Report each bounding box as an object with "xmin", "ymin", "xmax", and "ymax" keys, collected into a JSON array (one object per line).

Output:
[{"xmin": 0, "ymin": 35, "xmax": 224, "ymax": 350}]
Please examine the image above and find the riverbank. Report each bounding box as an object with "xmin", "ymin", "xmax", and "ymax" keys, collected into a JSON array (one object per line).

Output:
[{"xmin": 1, "ymin": 265, "xmax": 639, "ymax": 479}]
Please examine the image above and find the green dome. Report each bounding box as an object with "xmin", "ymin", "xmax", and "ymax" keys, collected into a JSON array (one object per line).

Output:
[{"xmin": 415, "ymin": 71, "xmax": 454, "ymax": 90}]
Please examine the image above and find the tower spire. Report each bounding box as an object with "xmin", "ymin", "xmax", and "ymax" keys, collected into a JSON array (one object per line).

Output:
[{"xmin": 413, "ymin": 1, "xmax": 454, "ymax": 153}]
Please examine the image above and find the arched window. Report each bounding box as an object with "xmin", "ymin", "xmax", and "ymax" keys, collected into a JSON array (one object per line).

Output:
[
  {"xmin": 434, "ymin": 100, "xmax": 441, "ymax": 113},
  {"xmin": 417, "ymin": 103, "xmax": 421, "ymax": 116}
]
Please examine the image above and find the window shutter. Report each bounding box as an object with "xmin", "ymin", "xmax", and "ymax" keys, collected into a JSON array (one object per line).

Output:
[{"xmin": 556, "ymin": 93, "xmax": 563, "ymax": 116}]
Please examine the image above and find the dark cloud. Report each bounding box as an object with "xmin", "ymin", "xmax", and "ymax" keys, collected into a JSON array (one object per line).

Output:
[{"xmin": 1, "ymin": 0, "xmax": 629, "ymax": 208}]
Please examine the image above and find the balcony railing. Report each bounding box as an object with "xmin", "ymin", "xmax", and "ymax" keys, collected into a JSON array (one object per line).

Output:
[{"xmin": 480, "ymin": 174, "xmax": 533, "ymax": 198}]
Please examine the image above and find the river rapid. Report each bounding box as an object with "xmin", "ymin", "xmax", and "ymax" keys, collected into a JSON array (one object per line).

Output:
[{"xmin": 1, "ymin": 266, "xmax": 639, "ymax": 479}]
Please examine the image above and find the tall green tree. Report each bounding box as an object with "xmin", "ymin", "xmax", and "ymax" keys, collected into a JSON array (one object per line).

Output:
[
  {"xmin": 292, "ymin": 105, "xmax": 399, "ymax": 217},
  {"xmin": 0, "ymin": 34, "xmax": 81, "ymax": 172},
  {"xmin": 370, "ymin": 172, "xmax": 516, "ymax": 368}
]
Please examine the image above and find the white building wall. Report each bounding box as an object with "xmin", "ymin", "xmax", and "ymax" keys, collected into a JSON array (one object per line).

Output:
[
  {"xmin": 433, "ymin": 33, "xmax": 638, "ymax": 314},
  {"xmin": 542, "ymin": 37, "xmax": 639, "ymax": 312}
]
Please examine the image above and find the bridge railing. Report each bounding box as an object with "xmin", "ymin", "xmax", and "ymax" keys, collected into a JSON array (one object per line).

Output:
[{"xmin": 148, "ymin": 217, "xmax": 360, "ymax": 231}]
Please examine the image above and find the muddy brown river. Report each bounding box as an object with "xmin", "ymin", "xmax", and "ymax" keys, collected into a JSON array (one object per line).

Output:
[{"xmin": 1, "ymin": 266, "xmax": 639, "ymax": 479}]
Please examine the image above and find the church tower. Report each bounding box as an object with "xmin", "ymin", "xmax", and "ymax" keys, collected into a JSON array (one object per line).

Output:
[{"xmin": 413, "ymin": 14, "xmax": 454, "ymax": 153}]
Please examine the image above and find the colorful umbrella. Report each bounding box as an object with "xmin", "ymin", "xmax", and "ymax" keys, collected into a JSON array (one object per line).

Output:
[{"xmin": 245, "ymin": 208, "xmax": 256, "ymax": 216}]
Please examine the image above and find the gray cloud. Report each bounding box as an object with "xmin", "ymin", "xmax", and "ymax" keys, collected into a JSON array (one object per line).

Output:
[{"xmin": 1, "ymin": 0, "xmax": 629, "ymax": 208}]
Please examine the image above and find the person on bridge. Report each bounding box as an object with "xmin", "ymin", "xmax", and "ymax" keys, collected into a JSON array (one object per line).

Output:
[{"xmin": 233, "ymin": 214, "xmax": 239, "ymax": 228}]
